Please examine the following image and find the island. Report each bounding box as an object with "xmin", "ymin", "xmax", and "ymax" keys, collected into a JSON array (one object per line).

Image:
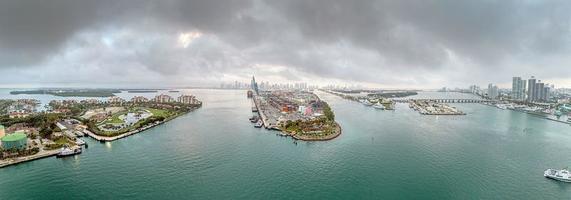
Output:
[
  {"xmin": 0, "ymin": 93, "xmax": 202, "ymax": 168},
  {"xmin": 250, "ymin": 89, "xmax": 341, "ymax": 141},
  {"xmin": 10, "ymin": 89, "xmax": 122, "ymax": 97}
]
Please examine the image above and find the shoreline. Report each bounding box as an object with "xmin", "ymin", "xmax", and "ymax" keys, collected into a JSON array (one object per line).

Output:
[
  {"xmin": 288, "ymin": 122, "xmax": 342, "ymax": 141},
  {"xmin": 480, "ymin": 103, "xmax": 571, "ymax": 125},
  {"xmin": 0, "ymin": 109, "xmax": 198, "ymax": 168},
  {"xmin": 0, "ymin": 149, "xmax": 60, "ymax": 168},
  {"xmin": 85, "ymin": 110, "xmax": 193, "ymax": 142}
]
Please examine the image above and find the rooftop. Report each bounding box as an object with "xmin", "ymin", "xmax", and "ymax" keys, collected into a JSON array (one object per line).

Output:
[{"xmin": 1, "ymin": 131, "xmax": 27, "ymax": 142}]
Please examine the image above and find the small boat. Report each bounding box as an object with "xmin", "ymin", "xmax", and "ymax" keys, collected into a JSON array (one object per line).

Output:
[
  {"xmin": 362, "ymin": 100, "xmax": 373, "ymax": 106},
  {"xmin": 249, "ymin": 116, "xmax": 259, "ymax": 123},
  {"xmin": 57, "ymin": 147, "xmax": 82, "ymax": 158},
  {"xmin": 373, "ymin": 103, "xmax": 385, "ymax": 110},
  {"xmin": 544, "ymin": 168, "xmax": 571, "ymax": 182},
  {"xmin": 75, "ymin": 131, "xmax": 85, "ymax": 137},
  {"xmin": 75, "ymin": 138, "xmax": 86, "ymax": 146},
  {"xmin": 254, "ymin": 121, "xmax": 263, "ymax": 128},
  {"xmin": 496, "ymin": 104, "xmax": 507, "ymax": 110}
]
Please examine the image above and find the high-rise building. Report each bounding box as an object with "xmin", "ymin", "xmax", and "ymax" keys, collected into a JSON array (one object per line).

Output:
[
  {"xmin": 543, "ymin": 85, "xmax": 551, "ymax": 102},
  {"xmin": 177, "ymin": 95, "xmax": 200, "ymax": 105},
  {"xmin": 511, "ymin": 77, "xmax": 526, "ymax": 101},
  {"xmin": 535, "ymin": 82, "xmax": 545, "ymax": 102},
  {"xmin": 488, "ymin": 83, "xmax": 499, "ymax": 99},
  {"xmin": 131, "ymin": 96, "xmax": 149, "ymax": 103},
  {"xmin": 251, "ymin": 76, "xmax": 259, "ymax": 94},
  {"xmin": 527, "ymin": 76, "xmax": 536, "ymax": 102},
  {"xmin": 153, "ymin": 94, "xmax": 174, "ymax": 103}
]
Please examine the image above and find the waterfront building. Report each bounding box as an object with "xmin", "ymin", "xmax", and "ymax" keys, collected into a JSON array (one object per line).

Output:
[
  {"xmin": 469, "ymin": 85, "xmax": 481, "ymax": 95},
  {"xmin": 527, "ymin": 76, "xmax": 537, "ymax": 102},
  {"xmin": 543, "ymin": 85, "xmax": 551, "ymax": 101},
  {"xmin": 153, "ymin": 94, "xmax": 174, "ymax": 103},
  {"xmin": 487, "ymin": 84, "xmax": 499, "ymax": 100},
  {"xmin": 177, "ymin": 95, "xmax": 200, "ymax": 104},
  {"xmin": 81, "ymin": 99, "xmax": 101, "ymax": 104},
  {"xmin": 131, "ymin": 96, "xmax": 149, "ymax": 103},
  {"xmin": 108, "ymin": 96, "xmax": 126, "ymax": 104},
  {"xmin": 511, "ymin": 77, "xmax": 526, "ymax": 101},
  {"xmin": 1, "ymin": 131, "xmax": 27, "ymax": 150},
  {"xmin": 535, "ymin": 82, "xmax": 545, "ymax": 102}
]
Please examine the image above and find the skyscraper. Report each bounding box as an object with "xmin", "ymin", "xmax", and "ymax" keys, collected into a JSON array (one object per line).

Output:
[
  {"xmin": 511, "ymin": 77, "xmax": 526, "ymax": 101},
  {"xmin": 488, "ymin": 83, "xmax": 499, "ymax": 100},
  {"xmin": 543, "ymin": 85, "xmax": 551, "ymax": 102},
  {"xmin": 535, "ymin": 81, "xmax": 544, "ymax": 102},
  {"xmin": 251, "ymin": 76, "xmax": 259, "ymax": 95},
  {"xmin": 527, "ymin": 76, "xmax": 536, "ymax": 102}
]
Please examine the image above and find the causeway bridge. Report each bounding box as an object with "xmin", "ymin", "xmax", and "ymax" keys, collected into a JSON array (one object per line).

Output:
[{"xmin": 393, "ymin": 99, "xmax": 495, "ymax": 103}]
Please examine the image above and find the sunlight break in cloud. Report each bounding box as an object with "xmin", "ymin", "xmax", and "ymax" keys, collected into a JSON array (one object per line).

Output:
[{"xmin": 178, "ymin": 31, "xmax": 203, "ymax": 48}]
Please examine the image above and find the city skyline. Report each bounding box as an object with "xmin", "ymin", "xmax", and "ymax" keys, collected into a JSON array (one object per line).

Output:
[{"xmin": 1, "ymin": 1, "xmax": 571, "ymax": 89}]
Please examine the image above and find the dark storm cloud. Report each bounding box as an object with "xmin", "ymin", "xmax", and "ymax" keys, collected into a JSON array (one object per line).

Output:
[
  {"xmin": 0, "ymin": 0, "xmax": 122, "ymax": 66},
  {"xmin": 1, "ymin": 0, "xmax": 571, "ymax": 87}
]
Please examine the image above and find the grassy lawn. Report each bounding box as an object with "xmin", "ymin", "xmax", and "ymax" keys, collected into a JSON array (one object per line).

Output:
[
  {"xmin": 145, "ymin": 108, "xmax": 170, "ymax": 117},
  {"xmin": 92, "ymin": 107, "xmax": 176, "ymax": 136},
  {"xmin": 106, "ymin": 112, "xmax": 125, "ymax": 124}
]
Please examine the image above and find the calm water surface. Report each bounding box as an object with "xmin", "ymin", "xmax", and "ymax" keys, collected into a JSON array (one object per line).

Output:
[{"xmin": 1, "ymin": 89, "xmax": 571, "ymax": 199}]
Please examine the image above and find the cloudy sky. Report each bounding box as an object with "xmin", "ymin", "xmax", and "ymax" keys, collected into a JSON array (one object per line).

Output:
[{"xmin": 1, "ymin": 0, "xmax": 571, "ymax": 89}]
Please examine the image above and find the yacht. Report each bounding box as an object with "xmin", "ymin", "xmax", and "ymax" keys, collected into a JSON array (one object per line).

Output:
[
  {"xmin": 254, "ymin": 121, "xmax": 263, "ymax": 128},
  {"xmin": 249, "ymin": 116, "xmax": 259, "ymax": 123},
  {"xmin": 544, "ymin": 168, "xmax": 571, "ymax": 182},
  {"xmin": 373, "ymin": 103, "xmax": 385, "ymax": 110},
  {"xmin": 75, "ymin": 138, "xmax": 86, "ymax": 146},
  {"xmin": 363, "ymin": 100, "xmax": 374, "ymax": 106},
  {"xmin": 496, "ymin": 104, "xmax": 507, "ymax": 110},
  {"xmin": 57, "ymin": 147, "xmax": 82, "ymax": 158}
]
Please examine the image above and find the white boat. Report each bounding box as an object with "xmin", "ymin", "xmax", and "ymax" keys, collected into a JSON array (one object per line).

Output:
[
  {"xmin": 254, "ymin": 121, "xmax": 263, "ymax": 128},
  {"xmin": 496, "ymin": 104, "xmax": 507, "ymax": 110},
  {"xmin": 57, "ymin": 147, "xmax": 82, "ymax": 158},
  {"xmin": 373, "ymin": 103, "xmax": 385, "ymax": 110},
  {"xmin": 362, "ymin": 100, "xmax": 373, "ymax": 106},
  {"xmin": 75, "ymin": 138, "xmax": 86, "ymax": 146},
  {"xmin": 544, "ymin": 168, "xmax": 571, "ymax": 182}
]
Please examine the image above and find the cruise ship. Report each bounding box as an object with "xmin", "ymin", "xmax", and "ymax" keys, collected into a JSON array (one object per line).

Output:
[{"xmin": 544, "ymin": 168, "xmax": 571, "ymax": 182}]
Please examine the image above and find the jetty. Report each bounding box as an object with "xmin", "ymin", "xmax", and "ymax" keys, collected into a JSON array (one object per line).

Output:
[{"xmin": 0, "ymin": 149, "xmax": 61, "ymax": 168}]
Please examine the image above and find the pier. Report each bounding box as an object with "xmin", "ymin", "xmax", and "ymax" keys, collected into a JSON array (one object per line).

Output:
[
  {"xmin": 252, "ymin": 95, "xmax": 271, "ymax": 129},
  {"xmin": 0, "ymin": 149, "xmax": 61, "ymax": 168}
]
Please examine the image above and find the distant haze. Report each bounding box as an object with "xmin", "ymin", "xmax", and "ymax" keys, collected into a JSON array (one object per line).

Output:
[{"xmin": 1, "ymin": 0, "xmax": 571, "ymax": 89}]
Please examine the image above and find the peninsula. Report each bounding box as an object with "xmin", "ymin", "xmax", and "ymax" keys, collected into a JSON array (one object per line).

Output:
[
  {"xmin": 248, "ymin": 77, "xmax": 341, "ymax": 141},
  {"xmin": 0, "ymin": 93, "xmax": 201, "ymax": 168}
]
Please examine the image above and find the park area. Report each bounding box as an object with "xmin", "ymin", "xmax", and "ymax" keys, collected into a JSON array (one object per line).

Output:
[{"xmin": 86, "ymin": 107, "xmax": 175, "ymax": 136}]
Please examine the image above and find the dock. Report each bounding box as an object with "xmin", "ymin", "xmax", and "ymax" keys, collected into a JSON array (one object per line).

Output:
[
  {"xmin": 252, "ymin": 96, "xmax": 268, "ymax": 128},
  {"xmin": 0, "ymin": 149, "xmax": 61, "ymax": 168}
]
